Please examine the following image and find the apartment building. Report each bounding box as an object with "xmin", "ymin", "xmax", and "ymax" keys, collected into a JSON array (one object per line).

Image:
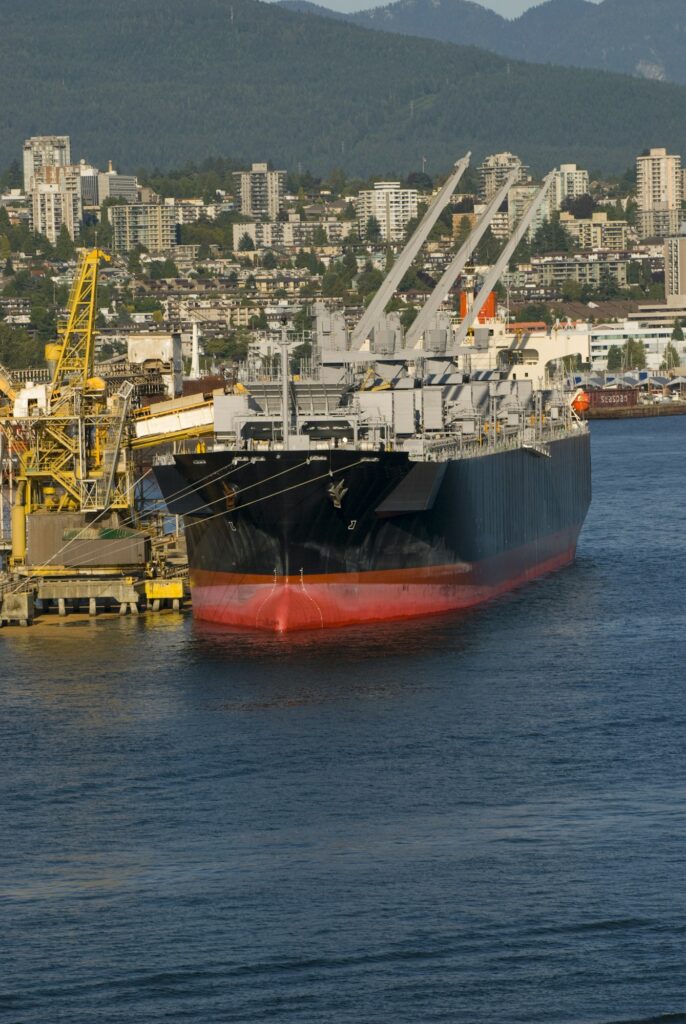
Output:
[
  {"xmin": 23, "ymin": 135, "xmax": 71, "ymax": 191},
  {"xmin": 559, "ymin": 211, "xmax": 633, "ymax": 251},
  {"xmin": 589, "ymin": 321, "xmax": 680, "ymax": 371},
  {"xmin": 233, "ymin": 216, "xmax": 355, "ymax": 250},
  {"xmin": 477, "ymin": 152, "xmax": 528, "ymax": 202},
  {"xmin": 552, "ymin": 164, "xmax": 590, "ymax": 210},
  {"xmin": 108, "ymin": 203, "xmax": 176, "ymax": 253},
  {"xmin": 636, "ymin": 147, "xmax": 683, "ymax": 239},
  {"xmin": 664, "ymin": 225, "xmax": 686, "ymax": 302},
  {"xmin": 233, "ymin": 163, "xmax": 286, "ymax": 220},
  {"xmin": 504, "ymin": 254, "xmax": 629, "ymax": 296},
  {"xmin": 98, "ymin": 166, "xmax": 138, "ymax": 204},
  {"xmin": 356, "ymin": 182, "xmax": 418, "ymax": 242},
  {"xmin": 30, "ymin": 163, "xmax": 82, "ymax": 243},
  {"xmin": 508, "ymin": 183, "xmax": 552, "ymax": 240}
]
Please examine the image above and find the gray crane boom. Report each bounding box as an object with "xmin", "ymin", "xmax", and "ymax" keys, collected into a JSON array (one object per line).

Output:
[
  {"xmin": 350, "ymin": 153, "xmax": 471, "ymax": 349},
  {"xmin": 405, "ymin": 167, "xmax": 521, "ymax": 347},
  {"xmin": 453, "ymin": 172, "xmax": 555, "ymax": 349}
]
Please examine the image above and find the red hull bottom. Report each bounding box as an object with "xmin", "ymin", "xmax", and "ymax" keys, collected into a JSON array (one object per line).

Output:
[{"xmin": 189, "ymin": 545, "xmax": 577, "ymax": 632}]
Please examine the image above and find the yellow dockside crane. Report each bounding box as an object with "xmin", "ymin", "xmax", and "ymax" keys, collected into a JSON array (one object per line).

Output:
[{"xmin": 3, "ymin": 249, "xmax": 135, "ymax": 567}]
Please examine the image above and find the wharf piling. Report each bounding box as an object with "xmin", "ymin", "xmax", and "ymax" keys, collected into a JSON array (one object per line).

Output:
[{"xmin": 0, "ymin": 573, "xmax": 189, "ymax": 625}]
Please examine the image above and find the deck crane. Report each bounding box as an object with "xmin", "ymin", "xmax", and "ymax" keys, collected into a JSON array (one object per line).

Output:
[
  {"xmin": 452, "ymin": 172, "xmax": 555, "ymax": 351},
  {"xmin": 349, "ymin": 153, "xmax": 471, "ymax": 351},
  {"xmin": 405, "ymin": 167, "xmax": 521, "ymax": 349}
]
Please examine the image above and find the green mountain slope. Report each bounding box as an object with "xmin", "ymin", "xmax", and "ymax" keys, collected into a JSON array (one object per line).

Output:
[
  {"xmin": 1, "ymin": 0, "xmax": 686, "ymax": 176},
  {"xmin": 286, "ymin": 0, "xmax": 686, "ymax": 86}
]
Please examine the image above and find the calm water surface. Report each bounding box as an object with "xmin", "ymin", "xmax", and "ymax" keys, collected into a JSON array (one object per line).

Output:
[{"xmin": 2, "ymin": 417, "xmax": 686, "ymax": 1024}]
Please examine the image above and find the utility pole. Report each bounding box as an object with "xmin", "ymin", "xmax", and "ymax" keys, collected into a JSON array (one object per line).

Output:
[
  {"xmin": 280, "ymin": 324, "xmax": 290, "ymax": 450},
  {"xmin": 0, "ymin": 431, "xmax": 4, "ymax": 543}
]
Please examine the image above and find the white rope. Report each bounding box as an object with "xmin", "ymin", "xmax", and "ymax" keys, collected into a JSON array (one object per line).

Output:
[
  {"xmin": 7, "ymin": 455, "xmax": 251, "ymax": 591},
  {"xmin": 44, "ymin": 458, "xmax": 367, "ymax": 572}
]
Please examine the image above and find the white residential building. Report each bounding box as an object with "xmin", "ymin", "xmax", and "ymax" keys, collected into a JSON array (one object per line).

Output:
[
  {"xmin": 30, "ymin": 163, "xmax": 82, "ymax": 243},
  {"xmin": 552, "ymin": 164, "xmax": 590, "ymax": 210},
  {"xmin": 356, "ymin": 182, "xmax": 418, "ymax": 242},
  {"xmin": 636, "ymin": 147, "xmax": 683, "ymax": 239},
  {"xmin": 233, "ymin": 163, "xmax": 286, "ymax": 220},
  {"xmin": 23, "ymin": 135, "xmax": 71, "ymax": 191},
  {"xmin": 664, "ymin": 225, "xmax": 686, "ymax": 302},
  {"xmin": 559, "ymin": 211, "xmax": 634, "ymax": 251},
  {"xmin": 508, "ymin": 183, "xmax": 552, "ymax": 240},
  {"xmin": 478, "ymin": 152, "xmax": 528, "ymax": 202},
  {"xmin": 589, "ymin": 321, "xmax": 683, "ymax": 371},
  {"xmin": 108, "ymin": 203, "xmax": 176, "ymax": 253},
  {"xmin": 98, "ymin": 166, "xmax": 139, "ymax": 204},
  {"xmin": 164, "ymin": 198, "xmax": 206, "ymax": 225},
  {"xmin": 232, "ymin": 216, "xmax": 355, "ymax": 250}
]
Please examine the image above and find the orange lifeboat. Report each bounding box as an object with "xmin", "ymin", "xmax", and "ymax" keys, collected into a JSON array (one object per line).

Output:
[{"xmin": 572, "ymin": 390, "xmax": 591, "ymax": 414}]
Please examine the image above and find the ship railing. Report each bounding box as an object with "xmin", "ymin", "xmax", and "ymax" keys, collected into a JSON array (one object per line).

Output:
[{"xmin": 420, "ymin": 421, "xmax": 575, "ymax": 462}]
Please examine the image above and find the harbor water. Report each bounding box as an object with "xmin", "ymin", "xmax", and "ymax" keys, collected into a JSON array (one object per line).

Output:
[{"xmin": 2, "ymin": 416, "xmax": 686, "ymax": 1023}]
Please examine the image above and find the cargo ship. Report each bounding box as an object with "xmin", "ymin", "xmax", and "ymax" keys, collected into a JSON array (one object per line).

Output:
[{"xmin": 154, "ymin": 153, "xmax": 592, "ymax": 631}]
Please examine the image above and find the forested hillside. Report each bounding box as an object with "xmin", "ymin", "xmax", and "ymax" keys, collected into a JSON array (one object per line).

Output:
[
  {"xmin": 2, "ymin": 0, "xmax": 686, "ymax": 176},
  {"xmin": 284, "ymin": 0, "xmax": 686, "ymax": 85}
]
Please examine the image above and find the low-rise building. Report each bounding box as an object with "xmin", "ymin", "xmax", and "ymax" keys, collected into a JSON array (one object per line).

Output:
[
  {"xmin": 589, "ymin": 321, "xmax": 683, "ymax": 371},
  {"xmin": 504, "ymin": 254, "xmax": 630, "ymax": 296},
  {"xmin": 559, "ymin": 211, "xmax": 634, "ymax": 251}
]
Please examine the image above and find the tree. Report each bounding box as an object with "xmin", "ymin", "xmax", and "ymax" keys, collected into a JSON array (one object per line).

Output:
[
  {"xmin": 0, "ymin": 322, "xmax": 44, "ymax": 367},
  {"xmin": 474, "ymin": 226, "xmax": 501, "ymax": 265},
  {"xmin": 561, "ymin": 194, "xmax": 595, "ymax": 219},
  {"xmin": 54, "ymin": 224, "xmax": 75, "ymax": 261},
  {"xmin": 341, "ymin": 249, "xmax": 358, "ymax": 283},
  {"xmin": 127, "ymin": 248, "xmax": 143, "ymax": 276},
  {"xmin": 149, "ymin": 258, "xmax": 178, "ymax": 280},
  {"xmin": 514, "ymin": 303, "xmax": 554, "ymax": 327},
  {"xmin": 295, "ymin": 249, "xmax": 324, "ymax": 275},
  {"xmin": 400, "ymin": 306, "xmax": 418, "ymax": 330},
  {"xmin": 249, "ymin": 309, "xmax": 269, "ymax": 330},
  {"xmin": 606, "ymin": 344, "xmax": 623, "ymax": 371},
  {"xmin": 365, "ymin": 216, "xmax": 382, "ymax": 243},
  {"xmin": 672, "ymin": 319, "xmax": 684, "ymax": 342},
  {"xmin": 321, "ymin": 270, "xmax": 347, "ymax": 298},
  {"xmin": 356, "ymin": 262, "xmax": 384, "ymax": 301},
  {"xmin": 661, "ymin": 342, "xmax": 680, "ymax": 371},
  {"xmin": 454, "ymin": 215, "xmax": 472, "ymax": 247},
  {"xmin": 404, "ymin": 171, "xmax": 433, "ymax": 192},
  {"xmin": 530, "ymin": 214, "xmax": 573, "ymax": 255},
  {"xmin": 238, "ymin": 232, "xmax": 255, "ymax": 251},
  {"xmin": 311, "ymin": 225, "xmax": 328, "ymax": 246},
  {"xmin": 3, "ymin": 257, "xmax": 13, "ymax": 277},
  {"xmin": 622, "ymin": 338, "xmax": 646, "ymax": 370},
  {"xmin": 561, "ymin": 278, "xmax": 583, "ymax": 302},
  {"xmin": 0, "ymin": 159, "xmax": 21, "ymax": 191},
  {"xmin": 262, "ymin": 250, "xmax": 277, "ymax": 269}
]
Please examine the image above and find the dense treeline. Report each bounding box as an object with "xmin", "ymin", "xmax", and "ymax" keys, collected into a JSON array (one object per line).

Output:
[{"xmin": 2, "ymin": 0, "xmax": 686, "ymax": 176}]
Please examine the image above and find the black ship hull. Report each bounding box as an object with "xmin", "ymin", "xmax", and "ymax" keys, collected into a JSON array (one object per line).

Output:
[{"xmin": 154, "ymin": 430, "xmax": 591, "ymax": 631}]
